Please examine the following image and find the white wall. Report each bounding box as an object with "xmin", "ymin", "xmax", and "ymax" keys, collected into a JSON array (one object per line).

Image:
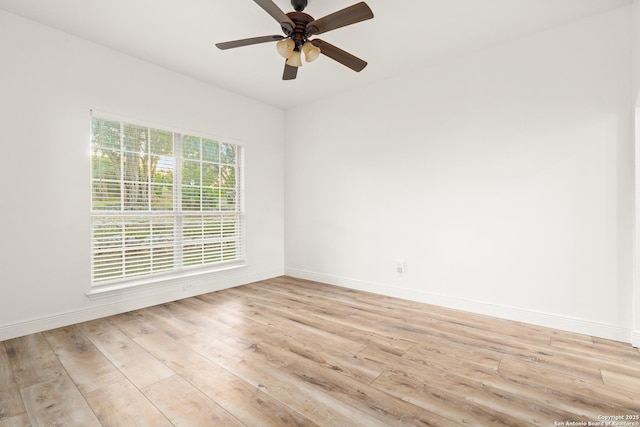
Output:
[
  {"xmin": 633, "ymin": 0, "xmax": 640, "ymax": 346},
  {"xmin": 634, "ymin": 0, "xmax": 640, "ymax": 98},
  {"xmin": 1, "ymin": 5, "xmax": 636, "ymax": 344},
  {"xmin": 0, "ymin": 10, "xmax": 285, "ymax": 340},
  {"xmin": 285, "ymin": 6, "xmax": 635, "ymax": 341}
]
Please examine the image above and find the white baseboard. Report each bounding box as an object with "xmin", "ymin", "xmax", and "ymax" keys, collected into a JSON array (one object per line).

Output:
[
  {"xmin": 0, "ymin": 268, "xmax": 284, "ymax": 342},
  {"xmin": 5, "ymin": 267, "xmax": 633, "ymax": 346},
  {"xmin": 286, "ymin": 268, "xmax": 632, "ymax": 344}
]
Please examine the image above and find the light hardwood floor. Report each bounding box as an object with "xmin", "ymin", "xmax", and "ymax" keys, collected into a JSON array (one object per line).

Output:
[{"xmin": 1, "ymin": 276, "xmax": 640, "ymax": 426}]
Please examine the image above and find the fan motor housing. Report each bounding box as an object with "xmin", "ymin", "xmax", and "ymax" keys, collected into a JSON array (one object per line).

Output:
[{"xmin": 286, "ymin": 11, "xmax": 314, "ymax": 47}]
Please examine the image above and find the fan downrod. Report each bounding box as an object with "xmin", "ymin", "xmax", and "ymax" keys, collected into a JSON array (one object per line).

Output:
[{"xmin": 291, "ymin": 0, "xmax": 308, "ymax": 12}]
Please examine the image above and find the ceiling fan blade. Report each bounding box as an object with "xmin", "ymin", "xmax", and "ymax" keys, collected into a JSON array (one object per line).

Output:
[
  {"xmin": 215, "ymin": 35, "xmax": 284, "ymax": 50},
  {"xmin": 283, "ymin": 62, "xmax": 298, "ymax": 80},
  {"xmin": 306, "ymin": 2, "xmax": 373, "ymax": 36},
  {"xmin": 254, "ymin": 0, "xmax": 295, "ymax": 33},
  {"xmin": 311, "ymin": 39, "xmax": 367, "ymax": 72}
]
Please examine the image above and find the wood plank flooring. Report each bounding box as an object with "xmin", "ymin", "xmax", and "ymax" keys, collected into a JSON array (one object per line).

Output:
[{"xmin": 1, "ymin": 276, "xmax": 640, "ymax": 426}]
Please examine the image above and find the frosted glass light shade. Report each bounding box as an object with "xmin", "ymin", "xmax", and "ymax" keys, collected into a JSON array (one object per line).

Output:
[
  {"xmin": 286, "ymin": 50, "xmax": 303, "ymax": 67},
  {"xmin": 276, "ymin": 38, "xmax": 295, "ymax": 59},
  {"xmin": 302, "ymin": 42, "xmax": 321, "ymax": 62}
]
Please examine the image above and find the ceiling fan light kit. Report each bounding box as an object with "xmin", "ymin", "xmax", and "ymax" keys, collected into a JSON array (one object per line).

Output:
[
  {"xmin": 302, "ymin": 41, "xmax": 321, "ymax": 62},
  {"xmin": 276, "ymin": 38, "xmax": 295, "ymax": 58},
  {"xmin": 277, "ymin": 39, "xmax": 320, "ymax": 65},
  {"xmin": 286, "ymin": 50, "xmax": 303, "ymax": 67},
  {"xmin": 216, "ymin": 0, "xmax": 373, "ymax": 80}
]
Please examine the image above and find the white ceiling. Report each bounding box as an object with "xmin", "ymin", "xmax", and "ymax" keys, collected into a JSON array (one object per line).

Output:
[{"xmin": 0, "ymin": 0, "xmax": 632, "ymax": 109}]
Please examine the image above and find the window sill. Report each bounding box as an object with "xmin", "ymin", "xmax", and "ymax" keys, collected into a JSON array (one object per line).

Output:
[{"xmin": 86, "ymin": 262, "xmax": 246, "ymax": 300}]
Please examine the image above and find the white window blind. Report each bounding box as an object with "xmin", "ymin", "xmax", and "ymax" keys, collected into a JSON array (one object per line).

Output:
[{"xmin": 90, "ymin": 115, "xmax": 243, "ymax": 286}]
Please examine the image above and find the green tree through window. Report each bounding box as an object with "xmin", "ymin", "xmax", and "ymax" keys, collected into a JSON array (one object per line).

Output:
[{"xmin": 91, "ymin": 116, "xmax": 243, "ymax": 285}]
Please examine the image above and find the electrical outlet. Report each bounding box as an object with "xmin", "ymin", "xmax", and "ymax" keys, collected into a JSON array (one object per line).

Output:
[
  {"xmin": 396, "ymin": 260, "xmax": 406, "ymax": 275},
  {"xmin": 183, "ymin": 284, "xmax": 195, "ymax": 291}
]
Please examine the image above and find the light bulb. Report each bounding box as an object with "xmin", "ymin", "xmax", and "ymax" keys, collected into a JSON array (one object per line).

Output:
[
  {"xmin": 276, "ymin": 39, "xmax": 295, "ymax": 59},
  {"xmin": 286, "ymin": 50, "xmax": 303, "ymax": 67},
  {"xmin": 302, "ymin": 42, "xmax": 321, "ymax": 62}
]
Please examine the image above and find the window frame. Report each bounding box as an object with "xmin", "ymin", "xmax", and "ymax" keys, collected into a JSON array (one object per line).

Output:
[{"xmin": 88, "ymin": 111, "xmax": 245, "ymax": 294}]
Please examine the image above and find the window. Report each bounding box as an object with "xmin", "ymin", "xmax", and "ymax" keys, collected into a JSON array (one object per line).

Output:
[{"xmin": 90, "ymin": 114, "xmax": 243, "ymax": 286}]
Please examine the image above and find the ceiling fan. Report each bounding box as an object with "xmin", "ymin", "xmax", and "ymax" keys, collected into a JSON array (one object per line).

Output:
[{"xmin": 216, "ymin": 0, "xmax": 374, "ymax": 80}]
